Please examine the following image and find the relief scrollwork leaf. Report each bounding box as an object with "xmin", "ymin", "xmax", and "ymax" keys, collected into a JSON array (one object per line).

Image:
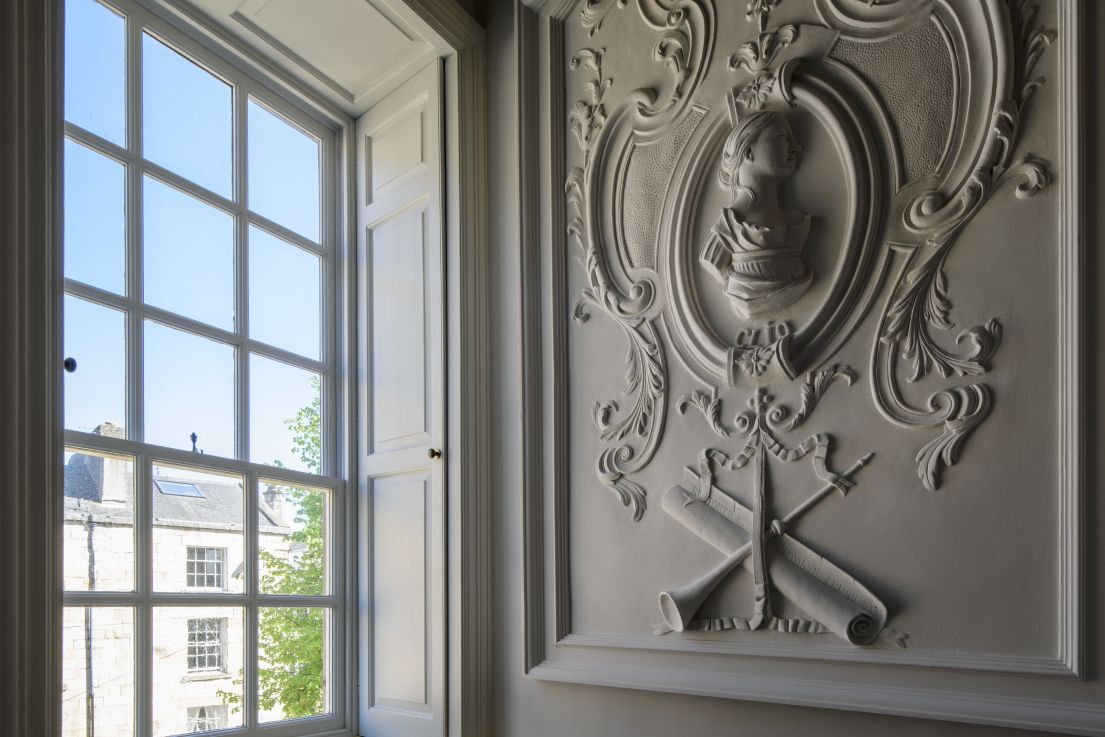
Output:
[
  {"xmin": 772, "ymin": 364, "xmax": 857, "ymax": 433},
  {"xmin": 567, "ymin": 43, "xmax": 669, "ymax": 521},
  {"xmin": 568, "ymin": 49, "xmax": 611, "ymax": 162},
  {"xmin": 677, "ymin": 388, "xmax": 730, "ymax": 439},
  {"xmin": 580, "ymin": 0, "xmax": 629, "ymax": 37},
  {"xmin": 913, "ymin": 385, "xmax": 992, "ymax": 491},
  {"xmin": 592, "ymin": 326, "xmax": 666, "ymax": 443},
  {"xmin": 745, "ymin": 0, "xmax": 782, "ymax": 23},
  {"xmin": 597, "ymin": 446, "xmax": 649, "ymax": 522},
  {"xmin": 874, "ymin": 248, "xmax": 1003, "ymax": 490},
  {"xmin": 881, "ymin": 250, "xmax": 1002, "ymax": 382},
  {"xmin": 728, "ymin": 25, "xmax": 798, "ymax": 74},
  {"xmin": 680, "ymin": 365, "xmax": 857, "ymax": 441},
  {"xmin": 872, "ymin": 0, "xmax": 1056, "ymax": 489},
  {"xmin": 653, "ymin": 26, "xmax": 690, "ymax": 103},
  {"xmin": 727, "ymin": 0, "xmax": 794, "ymax": 75},
  {"xmin": 999, "ymin": 154, "xmax": 1053, "ymax": 200},
  {"xmin": 1012, "ymin": 0, "xmax": 1056, "ymax": 103},
  {"xmin": 576, "ymin": 0, "xmax": 715, "ymax": 123},
  {"xmin": 589, "ymin": 321, "xmax": 667, "ymax": 521}
]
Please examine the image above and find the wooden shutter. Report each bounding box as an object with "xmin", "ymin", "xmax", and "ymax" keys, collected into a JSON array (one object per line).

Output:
[{"xmin": 356, "ymin": 59, "xmax": 445, "ymax": 737}]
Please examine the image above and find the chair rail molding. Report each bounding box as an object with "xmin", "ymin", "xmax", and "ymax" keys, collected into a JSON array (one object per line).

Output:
[{"xmin": 518, "ymin": 0, "xmax": 1096, "ymax": 732}]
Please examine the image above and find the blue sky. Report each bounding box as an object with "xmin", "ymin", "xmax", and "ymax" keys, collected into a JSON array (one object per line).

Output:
[{"xmin": 64, "ymin": 0, "xmax": 323, "ymax": 473}]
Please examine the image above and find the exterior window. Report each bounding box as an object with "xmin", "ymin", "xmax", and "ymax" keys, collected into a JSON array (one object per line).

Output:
[
  {"xmin": 187, "ymin": 618, "xmax": 226, "ymax": 672},
  {"xmin": 187, "ymin": 705, "xmax": 227, "ymax": 732},
  {"xmin": 187, "ymin": 547, "xmax": 226, "ymax": 589},
  {"xmin": 60, "ymin": 0, "xmax": 344, "ymax": 734}
]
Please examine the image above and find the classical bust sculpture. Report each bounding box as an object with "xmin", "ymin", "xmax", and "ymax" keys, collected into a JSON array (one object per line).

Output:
[{"xmin": 700, "ymin": 110, "xmax": 812, "ymax": 320}]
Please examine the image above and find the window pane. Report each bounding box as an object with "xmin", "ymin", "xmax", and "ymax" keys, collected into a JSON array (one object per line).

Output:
[
  {"xmin": 143, "ymin": 33, "xmax": 232, "ymax": 198},
  {"xmin": 65, "ymin": 295, "xmax": 127, "ymax": 435},
  {"xmin": 248, "ymin": 226, "xmax": 320, "ymax": 358},
  {"xmin": 143, "ymin": 177, "xmax": 234, "ymax": 330},
  {"xmin": 247, "ymin": 100, "xmax": 320, "ymax": 241},
  {"xmin": 249, "ymin": 355, "xmax": 321, "ymax": 472},
  {"xmin": 64, "ymin": 449, "xmax": 135, "ymax": 592},
  {"xmin": 62, "ymin": 607, "xmax": 135, "ymax": 737},
  {"xmin": 259, "ymin": 482, "xmax": 328, "ymax": 596},
  {"xmin": 144, "ymin": 321, "xmax": 235, "ymax": 457},
  {"xmin": 257, "ymin": 608, "xmax": 330, "ymax": 723},
  {"xmin": 186, "ymin": 705, "xmax": 227, "ymax": 733},
  {"xmin": 65, "ymin": 139, "xmax": 126, "ymax": 294},
  {"xmin": 152, "ymin": 464, "xmax": 243, "ymax": 594},
  {"xmin": 152, "ymin": 607, "xmax": 243, "ymax": 737},
  {"xmin": 186, "ymin": 547, "xmax": 227, "ymax": 590},
  {"xmin": 65, "ymin": 0, "xmax": 125, "ymax": 144}
]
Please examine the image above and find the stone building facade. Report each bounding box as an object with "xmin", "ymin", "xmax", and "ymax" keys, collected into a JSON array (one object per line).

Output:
[{"xmin": 62, "ymin": 424, "xmax": 295, "ymax": 735}]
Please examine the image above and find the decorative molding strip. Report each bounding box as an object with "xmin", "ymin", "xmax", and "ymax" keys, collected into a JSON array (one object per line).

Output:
[
  {"xmin": 1056, "ymin": 0, "xmax": 1085, "ymax": 680},
  {"xmin": 528, "ymin": 660, "xmax": 1105, "ymax": 736},
  {"xmin": 449, "ymin": 38, "xmax": 493, "ymax": 737},
  {"xmin": 398, "ymin": 0, "xmax": 484, "ymax": 50},
  {"xmin": 548, "ymin": 10, "xmax": 574, "ymax": 647},
  {"xmin": 518, "ymin": 0, "xmax": 547, "ymax": 674},
  {"xmin": 558, "ymin": 632, "xmax": 1078, "ymax": 678}
]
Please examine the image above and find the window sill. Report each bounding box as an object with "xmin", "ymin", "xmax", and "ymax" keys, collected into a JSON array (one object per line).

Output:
[{"xmin": 183, "ymin": 671, "xmax": 229, "ymax": 682}]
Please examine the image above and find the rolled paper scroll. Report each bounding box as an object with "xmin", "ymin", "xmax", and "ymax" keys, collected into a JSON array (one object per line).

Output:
[
  {"xmin": 768, "ymin": 533, "xmax": 881, "ymax": 646},
  {"xmin": 661, "ymin": 481, "xmax": 886, "ymax": 646}
]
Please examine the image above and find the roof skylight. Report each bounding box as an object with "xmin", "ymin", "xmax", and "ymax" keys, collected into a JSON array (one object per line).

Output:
[{"xmin": 155, "ymin": 479, "xmax": 205, "ymax": 498}]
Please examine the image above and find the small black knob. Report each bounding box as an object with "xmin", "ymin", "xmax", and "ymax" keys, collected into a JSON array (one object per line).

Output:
[
  {"xmin": 63, "ymin": 357, "xmax": 77, "ymax": 373},
  {"xmin": 427, "ymin": 448, "xmax": 442, "ymax": 460}
]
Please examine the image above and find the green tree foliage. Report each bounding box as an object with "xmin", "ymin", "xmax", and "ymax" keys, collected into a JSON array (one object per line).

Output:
[{"xmin": 221, "ymin": 379, "xmax": 326, "ymax": 719}]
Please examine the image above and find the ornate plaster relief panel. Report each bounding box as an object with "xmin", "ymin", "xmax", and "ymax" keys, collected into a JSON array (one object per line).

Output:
[{"xmin": 520, "ymin": 0, "xmax": 1099, "ymax": 731}]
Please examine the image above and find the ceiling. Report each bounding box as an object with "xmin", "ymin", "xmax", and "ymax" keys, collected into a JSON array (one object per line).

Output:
[{"xmin": 170, "ymin": 0, "xmax": 442, "ymax": 116}]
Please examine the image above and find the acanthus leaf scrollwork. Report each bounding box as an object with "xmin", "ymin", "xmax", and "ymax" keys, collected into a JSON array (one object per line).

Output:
[
  {"xmin": 874, "ymin": 0, "xmax": 1055, "ymax": 490},
  {"xmin": 567, "ymin": 47, "xmax": 667, "ymax": 522},
  {"xmin": 728, "ymin": 0, "xmax": 797, "ymax": 74},
  {"xmin": 577, "ymin": 0, "xmax": 715, "ymax": 124}
]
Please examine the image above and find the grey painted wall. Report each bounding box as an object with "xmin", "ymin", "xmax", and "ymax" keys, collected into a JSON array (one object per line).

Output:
[{"xmin": 482, "ymin": 1, "xmax": 1105, "ymax": 735}]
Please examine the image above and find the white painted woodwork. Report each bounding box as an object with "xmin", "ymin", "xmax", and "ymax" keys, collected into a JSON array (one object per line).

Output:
[
  {"xmin": 170, "ymin": 0, "xmax": 438, "ymax": 114},
  {"xmin": 370, "ymin": 117, "xmax": 426, "ymax": 197},
  {"xmin": 370, "ymin": 473, "xmax": 429, "ymax": 707},
  {"xmin": 357, "ymin": 59, "xmax": 445, "ymax": 737},
  {"xmin": 369, "ymin": 212, "xmax": 430, "ymax": 450}
]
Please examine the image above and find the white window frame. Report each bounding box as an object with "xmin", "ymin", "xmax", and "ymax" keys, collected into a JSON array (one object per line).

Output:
[
  {"xmin": 58, "ymin": 1, "xmax": 356, "ymax": 736},
  {"xmin": 2, "ymin": 0, "xmax": 489, "ymax": 734},
  {"xmin": 187, "ymin": 705, "xmax": 227, "ymax": 732},
  {"xmin": 186, "ymin": 547, "xmax": 227, "ymax": 590},
  {"xmin": 186, "ymin": 616, "xmax": 227, "ymax": 673}
]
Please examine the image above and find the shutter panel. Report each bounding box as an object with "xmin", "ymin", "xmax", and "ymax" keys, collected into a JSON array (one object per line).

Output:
[{"xmin": 356, "ymin": 59, "xmax": 445, "ymax": 737}]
